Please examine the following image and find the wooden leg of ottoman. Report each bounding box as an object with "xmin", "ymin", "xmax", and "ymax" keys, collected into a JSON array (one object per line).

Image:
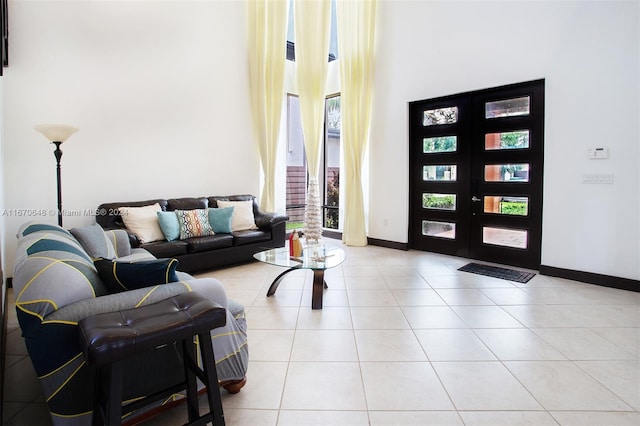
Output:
[
  {"xmin": 93, "ymin": 361, "xmax": 124, "ymax": 426},
  {"xmin": 182, "ymin": 334, "xmax": 225, "ymax": 426},
  {"xmin": 198, "ymin": 332, "xmax": 224, "ymax": 426},
  {"xmin": 182, "ymin": 338, "xmax": 200, "ymax": 422}
]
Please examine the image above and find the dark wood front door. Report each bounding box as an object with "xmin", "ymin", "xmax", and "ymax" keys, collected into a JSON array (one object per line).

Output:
[{"xmin": 409, "ymin": 80, "xmax": 545, "ymax": 269}]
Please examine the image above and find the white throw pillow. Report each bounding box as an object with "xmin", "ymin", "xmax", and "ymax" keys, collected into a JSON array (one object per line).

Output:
[
  {"xmin": 118, "ymin": 203, "xmax": 165, "ymax": 243},
  {"xmin": 216, "ymin": 200, "xmax": 258, "ymax": 231}
]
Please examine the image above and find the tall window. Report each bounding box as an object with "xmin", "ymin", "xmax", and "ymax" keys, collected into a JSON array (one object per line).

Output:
[
  {"xmin": 285, "ymin": 95, "xmax": 306, "ymax": 228},
  {"xmin": 285, "ymin": 94, "xmax": 342, "ymax": 230},
  {"xmin": 324, "ymin": 95, "xmax": 341, "ymax": 229},
  {"xmin": 284, "ymin": 0, "xmax": 341, "ymax": 231},
  {"xmin": 286, "ymin": 0, "xmax": 338, "ymax": 62}
]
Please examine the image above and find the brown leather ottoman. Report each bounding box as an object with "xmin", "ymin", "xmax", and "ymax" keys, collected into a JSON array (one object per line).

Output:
[{"xmin": 78, "ymin": 292, "xmax": 226, "ymax": 425}]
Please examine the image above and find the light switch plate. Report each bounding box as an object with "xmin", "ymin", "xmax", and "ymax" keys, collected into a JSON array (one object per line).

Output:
[{"xmin": 588, "ymin": 147, "xmax": 609, "ymax": 159}]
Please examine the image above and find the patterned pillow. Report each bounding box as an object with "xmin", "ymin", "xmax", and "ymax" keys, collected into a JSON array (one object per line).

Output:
[
  {"xmin": 94, "ymin": 258, "xmax": 179, "ymax": 293},
  {"xmin": 175, "ymin": 209, "xmax": 215, "ymax": 240}
]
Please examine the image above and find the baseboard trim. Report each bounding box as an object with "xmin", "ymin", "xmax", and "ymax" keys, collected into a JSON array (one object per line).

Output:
[
  {"xmin": 322, "ymin": 230, "xmax": 342, "ymax": 240},
  {"xmin": 367, "ymin": 238, "xmax": 409, "ymax": 251},
  {"xmin": 540, "ymin": 265, "xmax": 639, "ymax": 293},
  {"xmin": 292, "ymin": 236, "xmax": 638, "ymax": 292},
  {"xmin": 286, "ymin": 230, "xmax": 343, "ymax": 241},
  {"xmin": 1, "ymin": 276, "xmax": 8, "ymax": 422},
  {"xmin": 361, "ymin": 241, "xmax": 638, "ymax": 292}
]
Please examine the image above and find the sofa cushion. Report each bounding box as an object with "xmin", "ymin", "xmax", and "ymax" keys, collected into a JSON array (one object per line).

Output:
[
  {"xmin": 231, "ymin": 229, "xmax": 271, "ymax": 246},
  {"xmin": 103, "ymin": 229, "xmax": 132, "ymax": 257},
  {"xmin": 208, "ymin": 207, "xmax": 234, "ymax": 233},
  {"xmin": 94, "ymin": 258, "xmax": 180, "ymax": 293},
  {"xmin": 142, "ymin": 240, "xmax": 189, "ymax": 258},
  {"xmin": 18, "ymin": 222, "xmax": 75, "ymax": 239},
  {"xmin": 167, "ymin": 197, "xmax": 208, "ymax": 211},
  {"xmin": 119, "ymin": 203, "xmax": 165, "ymax": 243},
  {"xmin": 70, "ymin": 223, "xmax": 116, "ymax": 259},
  {"xmin": 13, "ymin": 226, "xmax": 110, "ymax": 320},
  {"xmin": 157, "ymin": 211, "xmax": 180, "ymax": 241},
  {"xmin": 207, "ymin": 194, "xmax": 254, "ymax": 207},
  {"xmin": 96, "ymin": 199, "xmax": 168, "ymax": 230},
  {"xmin": 184, "ymin": 234, "xmax": 234, "ymax": 253},
  {"xmin": 216, "ymin": 200, "xmax": 258, "ymax": 231},
  {"xmin": 175, "ymin": 209, "xmax": 215, "ymax": 239}
]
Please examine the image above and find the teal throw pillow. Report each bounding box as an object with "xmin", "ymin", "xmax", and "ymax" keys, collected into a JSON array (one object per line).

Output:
[
  {"xmin": 94, "ymin": 258, "xmax": 179, "ymax": 293},
  {"xmin": 157, "ymin": 211, "xmax": 180, "ymax": 241},
  {"xmin": 208, "ymin": 207, "xmax": 234, "ymax": 233}
]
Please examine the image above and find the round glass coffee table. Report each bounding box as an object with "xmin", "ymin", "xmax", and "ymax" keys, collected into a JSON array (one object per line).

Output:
[{"xmin": 254, "ymin": 244, "xmax": 345, "ymax": 309}]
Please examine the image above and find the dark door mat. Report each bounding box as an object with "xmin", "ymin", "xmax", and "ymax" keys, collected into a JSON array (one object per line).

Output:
[{"xmin": 458, "ymin": 263, "xmax": 536, "ymax": 283}]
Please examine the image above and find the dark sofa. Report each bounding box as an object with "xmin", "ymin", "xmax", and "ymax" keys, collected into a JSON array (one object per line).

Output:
[{"xmin": 96, "ymin": 194, "xmax": 288, "ymax": 273}]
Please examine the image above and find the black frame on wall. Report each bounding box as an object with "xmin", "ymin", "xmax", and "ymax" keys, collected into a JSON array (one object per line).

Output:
[{"xmin": 1, "ymin": 0, "xmax": 7, "ymax": 75}]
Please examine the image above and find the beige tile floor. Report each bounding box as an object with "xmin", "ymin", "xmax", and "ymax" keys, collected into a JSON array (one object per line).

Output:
[{"xmin": 3, "ymin": 241, "xmax": 639, "ymax": 425}]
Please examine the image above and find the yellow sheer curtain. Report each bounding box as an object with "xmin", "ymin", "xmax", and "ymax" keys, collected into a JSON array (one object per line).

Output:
[
  {"xmin": 337, "ymin": 0, "xmax": 377, "ymax": 246},
  {"xmin": 294, "ymin": 0, "xmax": 331, "ymax": 242},
  {"xmin": 247, "ymin": 0, "xmax": 288, "ymax": 212}
]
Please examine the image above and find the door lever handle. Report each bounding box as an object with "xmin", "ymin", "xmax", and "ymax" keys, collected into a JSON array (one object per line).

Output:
[{"xmin": 471, "ymin": 196, "xmax": 482, "ymax": 202}]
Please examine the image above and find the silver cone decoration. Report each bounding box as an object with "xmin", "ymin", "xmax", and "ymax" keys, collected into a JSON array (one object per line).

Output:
[{"xmin": 304, "ymin": 177, "xmax": 323, "ymax": 243}]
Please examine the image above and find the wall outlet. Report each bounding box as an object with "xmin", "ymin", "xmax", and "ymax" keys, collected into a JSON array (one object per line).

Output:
[{"xmin": 582, "ymin": 173, "xmax": 613, "ymax": 184}]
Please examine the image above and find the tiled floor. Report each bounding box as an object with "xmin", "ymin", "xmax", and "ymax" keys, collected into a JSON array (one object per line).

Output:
[{"xmin": 3, "ymin": 241, "xmax": 640, "ymax": 425}]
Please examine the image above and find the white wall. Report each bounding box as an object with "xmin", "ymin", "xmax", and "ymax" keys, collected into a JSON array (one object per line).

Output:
[
  {"xmin": 3, "ymin": 0, "xmax": 258, "ymax": 271},
  {"xmin": 2, "ymin": 0, "xmax": 638, "ymax": 281},
  {"xmin": 369, "ymin": 0, "xmax": 639, "ymax": 280}
]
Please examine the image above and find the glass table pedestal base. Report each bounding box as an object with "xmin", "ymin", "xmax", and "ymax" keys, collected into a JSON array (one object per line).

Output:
[
  {"xmin": 254, "ymin": 245, "xmax": 345, "ymax": 310},
  {"xmin": 266, "ymin": 268, "xmax": 329, "ymax": 309}
]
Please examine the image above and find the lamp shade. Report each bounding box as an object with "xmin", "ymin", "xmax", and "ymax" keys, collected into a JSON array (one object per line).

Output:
[{"xmin": 34, "ymin": 124, "xmax": 79, "ymax": 142}]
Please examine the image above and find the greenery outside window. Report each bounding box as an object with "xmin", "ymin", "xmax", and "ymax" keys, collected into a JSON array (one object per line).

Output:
[{"xmin": 285, "ymin": 94, "xmax": 342, "ymax": 231}]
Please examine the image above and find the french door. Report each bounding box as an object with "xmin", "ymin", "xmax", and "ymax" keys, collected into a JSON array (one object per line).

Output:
[{"xmin": 409, "ymin": 80, "xmax": 544, "ymax": 269}]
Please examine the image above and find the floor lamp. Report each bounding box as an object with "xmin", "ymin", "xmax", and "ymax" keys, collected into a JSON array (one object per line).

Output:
[{"xmin": 34, "ymin": 124, "xmax": 79, "ymax": 227}]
